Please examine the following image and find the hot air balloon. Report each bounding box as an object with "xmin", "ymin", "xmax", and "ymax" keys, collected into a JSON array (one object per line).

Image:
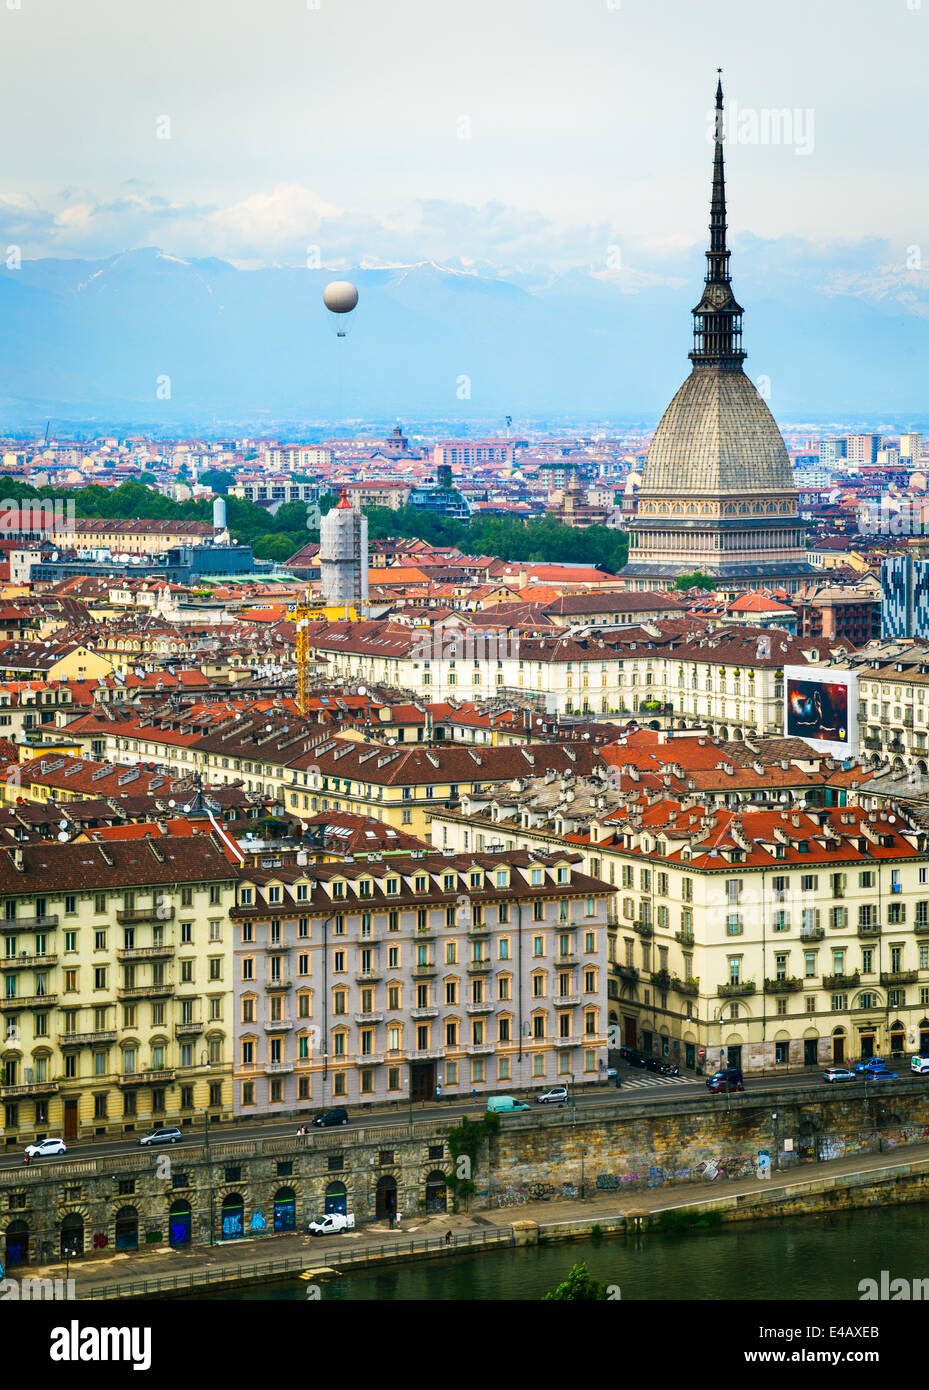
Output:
[{"xmin": 323, "ymin": 280, "xmax": 359, "ymax": 337}]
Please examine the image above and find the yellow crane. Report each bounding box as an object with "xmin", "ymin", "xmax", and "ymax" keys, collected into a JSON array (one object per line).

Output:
[{"xmin": 289, "ymin": 591, "xmax": 359, "ymax": 714}]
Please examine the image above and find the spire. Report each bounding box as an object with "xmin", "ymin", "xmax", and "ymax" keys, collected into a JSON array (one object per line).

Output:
[{"xmin": 689, "ymin": 70, "xmax": 746, "ymax": 369}]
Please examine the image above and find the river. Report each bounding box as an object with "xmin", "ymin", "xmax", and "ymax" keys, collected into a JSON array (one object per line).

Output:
[{"xmin": 192, "ymin": 1206, "xmax": 925, "ymax": 1301}]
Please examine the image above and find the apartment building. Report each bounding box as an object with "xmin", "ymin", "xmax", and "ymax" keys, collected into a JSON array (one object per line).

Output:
[
  {"xmin": 231, "ymin": 850, "xmax": 611, "ymax": 1114},
  {"xmin": 304, "ymin": 619, "xmax": 847, "ymax": 739},
  {"xmin": 0, "ymin": 836, "xmax": 237, "ymax": 1146},
  {"xmin": 430, "ymin": 795, "xmax": 929, "ymax": 1074}
]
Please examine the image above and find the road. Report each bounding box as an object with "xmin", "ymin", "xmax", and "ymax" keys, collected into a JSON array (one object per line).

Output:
[{"xmin": 4, "ymin": 1063, "xmax": 922, "ymax": 1173}]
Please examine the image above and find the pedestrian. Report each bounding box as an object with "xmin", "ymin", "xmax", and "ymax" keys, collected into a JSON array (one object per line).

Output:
[
  {"xmin": 23, "ymin": 1151, "xmax": 29, "ymax": 1166},
  {"xmin": 471, "ymin": 1087, "xmax": 476, "ymax": 1099},
  {"xmin": 444, "ymin": 1229, "xmax": 452, "ymax": 1246},
  {"xmin": 436, "ymin": 1084, "xmax": 442, "ymax": 1101}
]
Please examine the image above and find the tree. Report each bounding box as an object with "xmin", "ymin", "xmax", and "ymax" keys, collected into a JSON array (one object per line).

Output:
[
  {"xmin": 542, "ymin": 1262, "xmax": 609, "ymax": 1301},
  {"xmin": 673, "ymin": 571, "xmax": 715, "ymax": 591}
]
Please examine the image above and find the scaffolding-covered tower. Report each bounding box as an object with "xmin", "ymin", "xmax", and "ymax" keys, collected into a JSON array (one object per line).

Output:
[{"xmin": 319, "ymin": 488, "xmax": 369, "ymax": 611}]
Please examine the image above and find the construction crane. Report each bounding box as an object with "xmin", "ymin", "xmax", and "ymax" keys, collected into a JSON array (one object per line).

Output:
[{"xmin": 290, "ymin": 590, "xmax": 315, "ymax": 716}]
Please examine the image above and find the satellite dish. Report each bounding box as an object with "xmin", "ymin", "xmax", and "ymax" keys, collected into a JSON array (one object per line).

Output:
[
  {"xmin": 57, "ymin": 831, "xmax": 68, "ymax": 842},
  {"xmin": 357, "ymin": 685, "xmax": 368, "ymax": 696},
  {"xmin": 323, "ymin": 280, "xmax": 359, "ymax": 337},
  {"xmin": 168, "ymin": 799, "xmax": 176, "ymax": 808},
  {"xmin": 59, "ymin": 819, "xmax": 68, "ymax": 830}
]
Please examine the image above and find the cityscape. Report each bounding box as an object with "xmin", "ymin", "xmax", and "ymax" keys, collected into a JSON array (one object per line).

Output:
[{"xmin": 1, "ymin": 0, "xmax": 927, "ymax": 1350}]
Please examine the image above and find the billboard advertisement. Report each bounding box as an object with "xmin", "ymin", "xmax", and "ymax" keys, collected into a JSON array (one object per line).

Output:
[{"xmin": 783, "ymin": 666, "xmax": 858, "ymax": 758}]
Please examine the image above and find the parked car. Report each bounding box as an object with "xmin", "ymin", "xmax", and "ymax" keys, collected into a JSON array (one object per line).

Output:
[
  {"xmin": 139, "ymin": 1126, "xmax": 182, "ymax": 1147},
  {"xmin": 911, "ymin": 1055, "xmax": 929, "ymax": 1075},
  {"xmin": 644, "ymin": 1056, "xmax": 663, "ymax": 1073},
  {"xmin": 24, "ymin": 1137, "xmax": 66, "ymax": 1159},
  {"xmin": 706, "ymin": 1068, "xmax": 744, "ymax": 1094},
  {"xmin": 860, "ymin": 1064, "xmax": 898, "ymax": 1080},
  {"xmin": 308, "ymin": 1212, "xmax": 355, "ymax": 1236},
  {"xmin": 853, "ymin": 1057, "xmax": 886, "ymax": 1073},
  {"xmin": 823, "ymin": 1067, "xmax": 856, "ymax": 1083},
  {"xmin": 536, "ymin": 1086, "xmax": 569, "ymax": 1105},
  {"xmin": 314, "ymin": 1107, "xmax": 349, "ymax": 1127},
  {"xmin": 486, "ymin": 1095, "xmax": 531, "ymax": 1114},
  {"xmin": 619, "ymin": 1046, "xmax": 646, "ymax": 1068}
]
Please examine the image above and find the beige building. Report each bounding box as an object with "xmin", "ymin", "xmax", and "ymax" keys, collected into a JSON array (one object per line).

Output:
[{"xmin": 0, "ymin": 836, "xmax": 237, "ymax": 1145}]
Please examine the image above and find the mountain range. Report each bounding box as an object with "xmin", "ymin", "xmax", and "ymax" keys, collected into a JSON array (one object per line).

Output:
[{"xmin": 0, "ymin": 246, "xmax": 926, "ymax": 433}]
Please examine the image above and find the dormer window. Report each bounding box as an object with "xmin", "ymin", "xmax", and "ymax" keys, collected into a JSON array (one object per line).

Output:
[
  {"xmin": 470, "ymin": 871, "xmax": 482, "ymax": 889},
  {"xmin": 414, "ymin": 875, "xmax": 428, "ymax": 893},
  {"xmin": 495, "ymin": 869, "xmax": 509, "ymax": 888},
  {"xmin": 268, "ymin": 884, "xmax": 281, "ymax": 904},
  {"xmin": 385, "ymin": 877, "xmax": 399, "ymax": 896},
  {"xmin": 332, "ymin": 881, "xmax": 345, "ymax": 899},
  {"xmin": 358, "ymin": 879, "xmax": 373, "ymax": 898},
  {"xmin": 557, "ymin": 866, "xmax": 570, "ymax": 884}
]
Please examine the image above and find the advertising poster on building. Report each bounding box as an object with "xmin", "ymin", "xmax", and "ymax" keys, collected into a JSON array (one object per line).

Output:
[{"xmin": 783, "ymin": 666, "xmax": 858, "ymax": 757}]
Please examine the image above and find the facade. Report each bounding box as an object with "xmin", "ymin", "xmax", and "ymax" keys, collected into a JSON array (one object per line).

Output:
[
  {"xmin": 623, "ymin": 80, "xmax": 811, "ymax": 592},
  {"xmin": 0, "ymin": 837, "xmax": 237, "ymax": 1147},
  {"xmin": 431, "ymin": 799, "xmax": 929, "ymax": 1074},
  {"xmin": 231, "ymin": 851, "xmax": 611, "ymax": 1115},
  {"xmin": 881, "ymin": 553, "xmax": 929, "ymax": 641}
]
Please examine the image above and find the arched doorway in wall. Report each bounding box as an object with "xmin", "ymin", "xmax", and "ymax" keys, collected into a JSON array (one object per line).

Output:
[
  {"xmin": 273, "ymin": 1188, "xmax": 296, "ymax": 1233},
  {"xmin": 4, "ymin": 1219, "xmax": 28, "ymax": 1267},
  {"xmin": 221, "ymin": 1193, "xmax": 244, "ymax": 1241},
  {"xmin": 168, "ymin": 1200, "xmax": 191, "ymax": 1247},
  {"xmin": 324, "ymin": 1181, "xmax": 347, "ymax": 1215},
  {"xmin": 60, "ymin": 1213, "xmax": 83, "ymax": 1259},
  {"xmin": 424, "ymin": 1171, "xmax": 447, "ymax": 1213},
  {"xmin": 375, "ymin": 1175, "xmax": 397, "ymax": 1221},
  {"xmin": 832, "ymin": 1027, "xmax": 846, "ymax": 1063},
  {"xmin": 114, "ymin": 1206, "xmax": 138, "ymax": 1251}
]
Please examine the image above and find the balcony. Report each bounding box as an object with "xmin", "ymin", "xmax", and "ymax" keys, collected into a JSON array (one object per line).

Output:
[
  {"xmin": 355, "ymin": 970, "xmax": 382, "ymax": 984},
  {"xmin": 117, "ymin": 1068, "xmax": 177, "ymax": 1087},
  {"xmin": 718, "ymin": 981, "xmax": 756, "ymax": 998},
  {"xmin": 357, "ymin": 1053, "xmax": 385, "ymax": 1066},
  {"xmin": 0, "ymin": 1079, "xmax": 59, "ymax": 1098},
  {"xmin": 0, "ymin": 951, "xmax": 59, "ymax": 971},
  {"xmin": 58, "ymin": 1030, "xmax": 117, "ymax": 1047},
  {"xmin": 916, "ymin": 920, "xmax": 929, "ymax": 935},
  {"xmin": 0, "ymin": 993, "xmax": 57, "ymax": 1010},
  {"xmin": 467, "ymin": 923, "xmax": 490, "ymax": 937},
  {"xmin": 407, "ymin": 1046, "xmax": 444, "ymax": 1061},
  {"xmin": 264, "ymin": 977, "xmax": 293, "ymax": 991},
  {"xmin": 264, "ymin": 1018, "xmax": 295, "ymax": 1032},
  {"xmin": 410, "ymin": 1006, "xmax": 438, "ymax": 1020},
  {"xmin": 554, "ymin": 994, "xmax": 580, "ymax": 1008},
  {"xmin": 823, "ymin": 971, "xmax": 860, "ymax": 990},
  {"xmin": 633, "ymin": 920, "xmax": 653, "ymax": 938},
  {"xmin": 857, "ymin": 923, "xmax": 881, "ymax": 938},
  {"xmin": 617, "ymin": 965, "xmax": 639, "ymax": 983},
  {"xmin": 670, "ymin": 976, "xmax": 700, "ymax": 997},
  {"xmin": 263, "ymin": 1062, "xmax": 294, "ymax": 1075},
  {"xmin": 0, "ymin": 914, "xmax": 58, "ymax": 932},
  {"xmin": 174, "ymin": 1021, "xmax": 204, "ymax": 1037},
  {"xmin": 117, "ymin": 984, "xmax": 174, "ymax": 1000},
  {"xmin": 464, "ymin": 1042, "xmax": 494, "ymax": 1056},
  {"xmin": 466, "ymin": 960, "xmax": 491, "ymax": 974},
  {"xmin": 415, "ymin": 927, "xmax": 437, "ymax": 941},
  {"xmin": 117, "ymin": 945, "xmax": 175, "ymax": 961},
  {"xmin": 674, "ymin": 931, "xmax": 695, "ymax": 948},
  {"xmin": 466, "ymin": 1001, "xmax": 494, "ymax": 1015},
  {"xmin": 764, "ymin": 977, "xmax": 804, "ymax": 994},
  {"xmin": 354, "ymin": 1011, "xmax": 384, "ymax": 1025},
  {"xmin": 116, "ymin": 907, "xmax": 175, "ymax": 924},
  {"xmin": 651, "ymin": 969, "xmax": 672, "ymax": 991},
  {"xmin": 800, "ymin": 928, "xmax": 825, "ymax": 943},
  {"xmin": 880, "ymin": 970, "xmax": 918, "ymax": 986}
]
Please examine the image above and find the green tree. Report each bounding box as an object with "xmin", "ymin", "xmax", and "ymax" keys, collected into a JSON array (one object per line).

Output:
[
  {"xmin": 673, "ymin": 570, "xmax": 715, "ymax": 591},
  {"xmin": 541, "ymin": 1262, "xmax": 610, "ymax": 1301}
]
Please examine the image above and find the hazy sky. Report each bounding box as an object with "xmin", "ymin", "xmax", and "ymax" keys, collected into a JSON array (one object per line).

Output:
[{"xmin": 0, "ymin": 0, "xmax": 926, "ymax": 272}]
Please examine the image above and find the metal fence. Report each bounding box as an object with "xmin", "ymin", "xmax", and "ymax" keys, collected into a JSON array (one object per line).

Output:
[{"xmin": 86, "ymin": 1225, "xmax": 516, "ymax": 1299}]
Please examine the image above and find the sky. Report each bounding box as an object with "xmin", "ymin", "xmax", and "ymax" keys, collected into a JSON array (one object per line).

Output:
[{"xmin": 0, "ymin": 0, "xmax": 926, "ymax": 280}]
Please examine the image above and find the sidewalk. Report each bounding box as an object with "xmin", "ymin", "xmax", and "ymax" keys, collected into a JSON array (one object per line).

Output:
[{"xmin": 25, "ymin": 1140, "xmax": 929, "ymax": 1299}]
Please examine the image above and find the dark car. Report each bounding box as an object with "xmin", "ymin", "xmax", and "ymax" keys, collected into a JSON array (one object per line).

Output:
[
  {"xmin": 314, "ymin": 1107, "xmax": 349, "ymax": 1127},
  {"xmin": 706, "ymin": 1068, "xmax": 744, "ymax": 1094},
  {"xmin": 619, "ymin": 1046, "xmax": 646, "ymax": 1068},
  {"xmin": 644, "ymin": 1056, "xmax": 663, "ymax": 1073},
  {"xmin": 138, "ymin": 1126, "xmax": 182, "ymax": 1147}
]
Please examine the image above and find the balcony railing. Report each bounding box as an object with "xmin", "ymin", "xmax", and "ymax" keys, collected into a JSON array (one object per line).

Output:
[
  {"xmin": 263, "ymin": 1019, "xmax": 294, "ymax": 1032},
  {"xmin": 117, "ymin": 1068, "xmax": 177, "ymax": 1087},
  {"xmin": 116, "ymin": 984, "xmax": 174, "ymax": 1000},
  {"xmin": 117, "ymin": 945, "xmax": 175, "ymax": 961},
  {"xmin": 464, "ymin": 1042, "xmax": 494, "ymax": 1055},
  {"xmin": 674, "ymin": 931, "xmax": 695, "ymax": 947},
  {"xmin": 880, "ymin": 970, "xmax": 918, "ymax": 986},
  {"xmin": 0, "ymin": 1080, "xmax": 59, "ymax": 1098},
  {"xmin": 263, "ymin": 1062, "xmax": 294, "ymax": 1075},
  {"xmin": 633, "ymin": 921, "xmax": 653, "ymax": 938},
  {"xmin": 264, "ymin": 977, "xmax": 293, "ymax": 991},
  {"xmin": 355, "ymin": 970, "xmax": 382, "ymax": 984},
  {"xmin": 0, "ymin": 993, "xmax": 57, "ymax": 1010},
  {"xmin": 116, "ymin": 908, "xmax": 175, "ymax": 924},
  {"xmin": 718, "ymin": 981, "xmax": 756, "ymax": 997},
  {"xmin": 0, "ymin": 951, "xmax": 58, "ymax": 970},
  {"xmin": 764, "ymin": 977, "xmax": 804, "ymax": 994},
  {"xmin": 465, "ymin": 960, "xmax": 491, "ymax": 974},
  {"xmin": 0, "ymin": 914, "xmax": 58, "ymax": 932},
  {"xmin": 670, "ymin": 976, "xmax": 700, "ymax": 997},
  {"xmin": 857, "ymin": 923, "xmax": 881, "ymax": 938},
  {"xmin": 354, "ymin": 1011, "xmax": 384, "ymax": 1025},
  {"xmin": 465, "ymin": 1001, "xmax": 494, "ymax": 1015},
  {"xmin": 410, "ymin": 1006, "xmax": 438, "ymax": 1020},
  {"xmin": 650, "ymin": 969, "xmax": 672, "ymax": 991},
  {"xmin": 407, "ymin": 1046, "xmax": 444, "ymax": 1061},
  {"xmin": 617, "ymin": 965, "xmax": 639, "ymax": 983},
  {"xmin": 800, "ymin": 928, "xmax": 825, "ymax": 943},
  {"xmin": 58, "ymin": 1030, "xmax": 117, "ymax": 1047},
  {"xmin": 823, "ymin": 971, "xmax": 860, "ymax": 990}
]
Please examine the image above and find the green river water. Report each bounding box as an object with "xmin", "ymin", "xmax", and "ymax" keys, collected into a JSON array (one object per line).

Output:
[{"xmin": 193, "ymin": 1206, "xmax": 929, "ymax": 1301}]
